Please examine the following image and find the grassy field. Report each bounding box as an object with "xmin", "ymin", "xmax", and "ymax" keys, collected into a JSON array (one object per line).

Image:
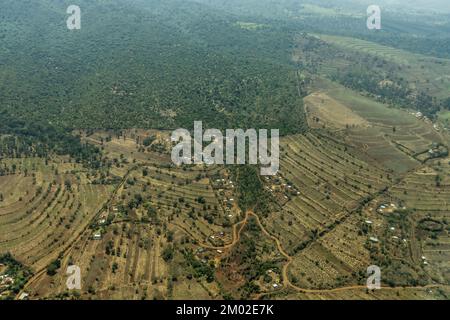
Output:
[
  {"xmin": 315, "ymin": 34, "xmax": 450, "ymax": 100},
  {"xmin": 308, "ymin": 78, "xmax": 447, "ymax": 173}
]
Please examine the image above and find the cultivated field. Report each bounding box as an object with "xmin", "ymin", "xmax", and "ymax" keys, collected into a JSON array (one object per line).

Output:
[
  {"xmin": 315, "ymin": 34, "xmax": 450, "ymax": 99},
  {"xmin": 2, "ymin": 126, "xmax": 449, "ymax": 300}
]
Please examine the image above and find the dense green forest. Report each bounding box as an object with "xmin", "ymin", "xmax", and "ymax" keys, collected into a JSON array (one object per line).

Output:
[
  {"xmin": 196, "ymin": 0, "xmax": 450, "ymax": 59},
  {"xmin": 0, "ymin": 0, "xmax": 449, "ymax": 160},
  {"xmin": 0, "ymin": 0, "xmax": 307, "ymax": 136}
]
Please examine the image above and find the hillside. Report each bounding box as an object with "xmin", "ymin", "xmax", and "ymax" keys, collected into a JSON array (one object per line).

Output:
[{"xmin": 0, "ymin": 0, "xmax": 449, "ymax": 302}]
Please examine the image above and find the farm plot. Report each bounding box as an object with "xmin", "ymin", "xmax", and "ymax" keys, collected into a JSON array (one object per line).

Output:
[
  {"xmin": 287, "ymin": 214, "xmax": 371, "ymax": 290},
  {"xmin": 0, "ymin": 158, "xmax": 114, "ymax": 272},
  {"xmin": 27, "ymin": 220, "xmax": 175, "ymax": 300},
  {"xmin": 80, "ymin": 129, "xmax": 172, "ymax": 165},
  {"xmin": 346, "ymin": 127, "xmax": 419, "ymax": 173},
  {"xmin": 22, "ymin": 158, "xmax": 237, "ymax": 299},
  {"xmin": 316, "ymin": 82, "xmax": 445, "ymax": 172},
  {"xmin": 388, "ymin": 161, "xmax": 450, "ymax": 283},
  {"xmin": 276, "ymin": 285, "xmax": 449, "ymax": 300},
  {"xmin": 304, "ymin": 91, "xmax": 369, "ymax": 130},
  {"xmin": 261, "ymin": 131, "xmax": 390, "ymax": 255},
  {"xmin": 315, "ymin": 34, "xmax": 450, "ymax": 99},
  {"xmin": 390, "ymin": 165, "xmax": 450, "ymax": 212},
  {"xmin": 127, "ymin": 164, "xmax": 233, "ymax": 246}
]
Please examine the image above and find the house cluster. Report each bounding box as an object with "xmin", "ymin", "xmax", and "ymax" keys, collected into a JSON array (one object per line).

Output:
[
  {"xmin": 212, "ymin": 174, "xmax": 239, "ymax": 219},
  {"xmin": 0, "ymin": 273, "xmax": 14, "ymax": 287},
  {"xmin": 369, "ymin": 236, "xmax": 379, "ymax": 243},
  {"xmin": 263, "ymin": 174, "xmax": 300, "ymax": 203},
  {"xmin": 214, "ymin": 178, "xmax": 235, "ymax": 190},
  {"xmin": 194, "ymin": 247, "xmax": 215, "ymax": 265},
  {"xmin": 0, "ymin": 272, "xmax": 15, "ymax": 298},
  {"xmin": 364, "ymin": 218, "xmax": 401, "ymax": 244},
  {"xmin": 194, "ymin": 247, "xmax": 208, "ymax": 263},
  {"xmin": 413, "ymin": 111, "xmax": 424, "ymax": 119},
  {"xmin": 427, "ymin": 143, "xmax": 448, "ymax": 159},
  {"xmin": 412, "ymin": 111, "xmax": 432, "ymax": 124},
  {"xmin": 411, "ymin": 111, "xmax": 445, "ymax": 132},
  {"xmin": 377, "ymin": 202, "xmax": 400, "ymax": 214},
  {"xmin": 91, "ymin": 209, "xmax": 115, "ymax": 241},
  {"xmin": 207, "ymin": 231, "xmax": 229, "ymax": 247},
  {"xmin": 266, "ymin": 269, "xmax": 282, "ymax": 290},
  {"xmin": 92, "ymin": 230, "xmax": 102, "ymax": 240}
]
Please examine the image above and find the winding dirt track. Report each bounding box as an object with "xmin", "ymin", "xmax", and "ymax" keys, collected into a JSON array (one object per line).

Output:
[
  {"xmin": 18, "ymin": 163, "xmax": 449, "ymax": 299},
  {"xmin": 174, "ymin": 211, "xmax": 251, "ymax": 251},
  {"xmin": 179, "ymin": 210, "xmax": 449, "ymax": 297}
]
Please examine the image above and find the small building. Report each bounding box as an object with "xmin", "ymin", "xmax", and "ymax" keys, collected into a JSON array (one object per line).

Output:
[
  {"xmin": 369, "ymin": 237, "xmax": 379, "ymax": 243},
  {"xmin": 18, "ymin": 292, "xmax": 29, "ymax": 300},
  {"xmin": 93, "ymin": 232, "xmax": 102, "ymax": 240}
]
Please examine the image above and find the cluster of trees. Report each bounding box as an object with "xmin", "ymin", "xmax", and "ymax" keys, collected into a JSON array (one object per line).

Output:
[
  {"xmin": 46, "ymin": 257, "xmax": 62, "ymax": 276},
  {"xmin": 332, "ymin": 67, "xmax": 440, "ymax": 118},
  {"xmin": 232, "ymin": 165, "xmax": 273, "ymax": 214},
  {"xmin": 0, "ymin": 111, "xmax": 101, "ymax": 167},
  {"xmin": 183, "ymin": 249, "xmax": 215, "ymax": 283},
  {"xmin": 0, "ymin": 253, "xmax": 33, "ymax": 296}
]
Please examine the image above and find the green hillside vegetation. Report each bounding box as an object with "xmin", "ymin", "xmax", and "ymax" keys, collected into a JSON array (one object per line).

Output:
[
  {"xmin": 0, "ymin": 0, "xmax": 307, "ymax": 136},
  {"xmin": 294, "ymin": 34, "xmax": 449, "ymax": 118}
]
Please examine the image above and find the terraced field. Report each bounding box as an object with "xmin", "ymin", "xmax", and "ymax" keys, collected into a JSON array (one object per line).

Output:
[
  {"xmin": 2, "ymin": 126, "xmax": 449, "ymax": 300},
  {"xmin": 307, "ymin": 79, "xmax": 447, "ymax": 172},
  {"xmin": 0, "ymin": 158, "xmax": 113, "ymax": 272},
  {"xmin": 257, "ymin": 132, "xmax": 389, "ymax": 289},
  {"xmin": 15, "ymin": 131, "xmax": 242, "ymax": 299},
  {"xmin": 278, "ymin": 285, "xmax": 450, "ymax": 300},
  {"xmin": 315, "ymin": 34, "xmax": 450, "ymax": 99},
  {"xmin": 389, "ymin": 160, "xmax": 450, "ymax": 284}
]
